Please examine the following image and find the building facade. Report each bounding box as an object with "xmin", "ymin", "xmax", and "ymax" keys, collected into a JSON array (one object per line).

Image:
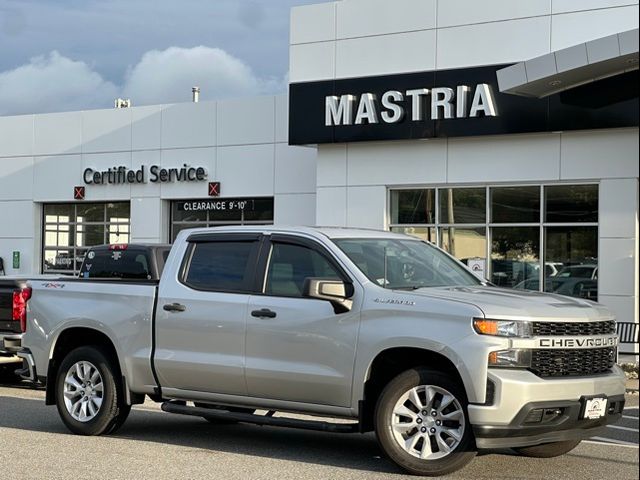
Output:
[{"xmin": 0, "ymin": 0, "xmax": 638, "ymax": 354}]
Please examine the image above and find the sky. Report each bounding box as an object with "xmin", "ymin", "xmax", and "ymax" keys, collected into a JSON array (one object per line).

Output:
[{"xmin": 0, "ymin": 0, "xmax": 327, "ymax": 116}]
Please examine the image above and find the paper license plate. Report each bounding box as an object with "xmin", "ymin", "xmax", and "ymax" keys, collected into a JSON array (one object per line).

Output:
[{"xmin": 583, "ymin": 397, "xmax": 608, "ymax": 419}]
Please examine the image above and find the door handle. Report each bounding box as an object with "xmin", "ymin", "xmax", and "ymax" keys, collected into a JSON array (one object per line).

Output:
[
  {"xmin": 163, "ymin": 303, "xmax": 186, "ymax": 312},
  {"xmin": 251, "ymin": 308, "xmax": 277, "ymax": 319}
]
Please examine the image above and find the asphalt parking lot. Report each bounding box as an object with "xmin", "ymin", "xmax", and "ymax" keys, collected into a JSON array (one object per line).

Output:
[{"xmin": 0, "ymin": 384, "xmax": 637, "ymax": 480}]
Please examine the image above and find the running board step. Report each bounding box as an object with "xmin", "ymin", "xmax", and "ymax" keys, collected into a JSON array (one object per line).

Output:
[{"xmin": 161, "ymin": 401, "xmax": 360, "ymax": 433}]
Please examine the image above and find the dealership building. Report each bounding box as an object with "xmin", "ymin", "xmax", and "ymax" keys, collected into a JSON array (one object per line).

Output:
[{"xmin": 0, "ymin": 0, "xmax": 638, "ymax": 353}]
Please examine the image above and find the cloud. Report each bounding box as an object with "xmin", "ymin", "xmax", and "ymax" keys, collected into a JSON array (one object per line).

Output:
[
  {"xmin": 0, "ymin": 51, "xmax": 118, "ymax": 115},
  {"xmin": 0, "ymin": 46, "xmax": 286, "ymax": 116},
  {"xmin": 123, "ymin": 46, "xmax": 282, "ymax": 104}
]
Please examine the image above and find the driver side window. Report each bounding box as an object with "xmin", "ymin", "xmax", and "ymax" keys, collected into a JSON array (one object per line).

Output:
[{"xmin": 265, "ymin": 242, "xmax": 342, "ymax": 297}]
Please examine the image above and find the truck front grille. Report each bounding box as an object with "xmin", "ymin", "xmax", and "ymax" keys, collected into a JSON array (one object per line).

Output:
[
  {"xmin": 533, "ymin": 320, "xmax": 615, "ymax": 337},
  {"xmin": 530, "ymin": 347, "xmax": 615, "ymax": 378}
]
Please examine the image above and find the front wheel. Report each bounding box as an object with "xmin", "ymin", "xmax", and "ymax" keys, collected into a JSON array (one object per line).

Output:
[
  {"xmin": 55, "ymin": 346, "xmax": 130, "ymax": 435},
  {"xmin": 375, "ymin": 368, "xmax": 476, "ymax": 476},
  {"xmin": 513, "ymin": 439, "xmax": 581, "ymax": 458}
]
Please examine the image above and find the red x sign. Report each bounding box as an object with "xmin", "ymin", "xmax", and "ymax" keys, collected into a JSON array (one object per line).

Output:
[
  {"xmin": 74, "ymin": 186, "xmax": 85, "ymax": 200},
  {"xmin": 208, "ymin": 182, "xmax": 221, "ymax": 197}
]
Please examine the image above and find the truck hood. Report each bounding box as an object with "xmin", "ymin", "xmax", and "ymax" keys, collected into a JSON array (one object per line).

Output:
[{"xmin": 407, "ymin": 286, "xmax": 613, "ymax": 321}]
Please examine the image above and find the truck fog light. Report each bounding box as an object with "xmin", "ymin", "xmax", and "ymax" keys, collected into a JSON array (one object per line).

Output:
[{"xmin": 488, "ymin": 349, "xmax": 532, "ymax": 368}]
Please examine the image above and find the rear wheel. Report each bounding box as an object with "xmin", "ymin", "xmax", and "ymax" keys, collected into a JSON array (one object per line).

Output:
[
  {"xmin": 513, "ymin": 439, "xmax": 581, "ymax": 458},
  {"xmin": 375, "ymin": 368, "xmax": 476, "ymax": 476},
  {"xmin": 194, "ymin": 402, "xmax": 255, "ymax": 425},
  {"xmin": 55, "ymin": 346, "xmax": 130, "ymax": 435}
]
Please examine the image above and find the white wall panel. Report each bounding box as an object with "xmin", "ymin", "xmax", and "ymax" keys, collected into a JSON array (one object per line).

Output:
[
  {"xmin": 160, "ymin": 147, "xmax": 216, "ymax": 199},
  {"xmin": 0, "ymin": 115, "xmax": 33, "ymax": 158},
  {"xmin": 347, "ymin": 186, "xmax": 387, "ymax": 229},
  {"xmin": 130, "ymin": 197, "xmax": 164, "ymax": 240},
  {"xmin": 132, "ymin": 105, "xmax": 162, "ymax": 151},
  {"xmin": 82, "ymin": 152, "xmax": 132, "ymax": 201},
  {"xmin": 336, "ymin": 30, "xmax": 436, "ymax": 79},
  {"xmin": 560, "ymin": 129, "xmax": 639, "ymax": 179},
  {"xmin": 33, "ymin": 154, "xmax": 82, "ymax": 202},
  {"xmin": 0, "ymin": 201, "xmax": 35, "ymax": 238},
  {"xmin": 161, "ymin": 102, "xmax": 216, "ymax": 149},
  {"xmin": 448, "ymin": 134, "xmax": 561, "ymax": 183},
  {"xmin": 131, "ymin": 150, "xmax": 162, "ymax": 198},
  {"xmin": 218, "ymin": 96, "xmax": 275, "ymax": 146},
  {"xmin": 347, "ymin": 140, "xmax": 447, "ymax": 186},
  {"xmin": 437, "ymin": 16, "xmax": 551, "ymax": 69},
  {"xmin": 0, "ymin": 157, "xmax": 33, "ymax": 201},
  {"xmin": 316, "ymin": 186, "xmax": 347, "ymax": 226},
  {"xmin": 437, "ymin": 0, "xmax": 551, "ymax": 28},
  {"xmin": 216, "ymin": 145, "xmax": 274, "ymax": 197},
  {"xmin": 317, "ymin": 145, "xmax": 347, "ymax": 187},
  {"xmin": 82, "ymin": 108, "xmax": 132, "ymax": 153},
  {"xmin": 0, "ymin": 237, "xmax": 37, "ymax": 275},
  {"xmin": 551, "ymin": 6, "xmax": 639, "ymax": 50},
  {"xmin": 598, "ymin": 237, "xmax": 636, "ymax": 296},
  {"xmin": 274, "ymin": 144, "xmax": 317, "ymax": 194},
  {"xmin": 552, "ymin": 0, "xmax": 638, "ymax": 15},
  {"xmin": 291, "ymin": 3, "xmax": 336, "ymax": 44},
  {"xmin": 275, "ymin": 95, "xmax": 289, "ymax": 144},
  {"xmin": 337, "ymin": 0, "xmax": 436, "ymax": 39},
  {"xmin": 290, "ymin": 42, "xmax": 335, "ymax": 83},
  {"xmin": 274, "ymin": 193, "xmax": 317, "ymax": 225},
  {"xmin": 34, "ymin": 112, "xmax": 82, "ymax": 155},
  {"xmin": 599, "ymin": 179, "xmax": 638, "ymax": 239}
]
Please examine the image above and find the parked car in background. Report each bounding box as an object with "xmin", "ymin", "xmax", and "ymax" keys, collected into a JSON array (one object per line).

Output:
[
  {"xmin": 78, "ymin": 244, "xmax": 171, "ymax": 280},
  {"xmin": 555, "ymin": 264, "xmax": 598, "ymax": 280}
]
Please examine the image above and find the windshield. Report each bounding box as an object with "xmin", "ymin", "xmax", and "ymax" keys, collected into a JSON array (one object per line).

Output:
[{"xmin": 333, "ymin": 238, "xmax": 482, "ymax": 289}]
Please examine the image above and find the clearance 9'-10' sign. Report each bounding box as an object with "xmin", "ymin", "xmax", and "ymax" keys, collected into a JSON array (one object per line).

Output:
[{"xmin": 288, "ymin": 64, "xmax": 639, "ymax": 145}]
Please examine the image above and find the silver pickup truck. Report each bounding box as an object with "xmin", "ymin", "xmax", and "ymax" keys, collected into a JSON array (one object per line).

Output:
[{"xmin": 17, "ymin": 227, "xmax": 625, "ymax": 476}]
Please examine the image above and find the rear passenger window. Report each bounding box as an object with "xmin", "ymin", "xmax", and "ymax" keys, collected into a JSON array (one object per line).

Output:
[
  {"xmin": 184, "ymin": 241, "xmax": 256, "ymax": 292},
  {"xmin": 265, "ymin": 243, "xmax": 342, "ymax": 297}
]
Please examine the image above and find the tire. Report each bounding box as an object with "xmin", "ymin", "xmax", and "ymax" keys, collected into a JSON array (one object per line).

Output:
[
  {"xmin": 374, "ymin": 368, "xmax": 476, "ymax": 476},
  {"xmin": 513, "ymin": 439, "xmax": 581, "ymax": 458},
  {"xmin": 194, "ymin": 402, "xmax": 255, "ymax": 425},
  {"xmin": 55, "ymin": 346, "xmax": 130, "ymax": 436}
]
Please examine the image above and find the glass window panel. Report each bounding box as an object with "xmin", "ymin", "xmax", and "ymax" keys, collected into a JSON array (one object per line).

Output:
[
  {"xmin": 76, "ymin": 203, "xmax": 105, "ymax": 223},
  {"xmin": 544, "ymin": 226, "xmax": 598, "ymax": 301},
  {"xmin": 439, "ymin": 188, "xmax": 486, "ymax": 224},
  {"xmin": 390, "ymin": 226, "xmax": 437, "ymax": 243},
  {"xmin": 107, "ymin": 202, "xmax": 130, "ymax": 222},
  {"xmin": 491, "ymin": 187, "xmax": 540, "ymax": 223},
  {"xmin": 172, "ymin": 204, "xmax": 208, "ymax": 222},
  {"xmin": 243, "ymin": 198, "xmax": 275, "ymax": 221},
  {"xmin": 265, "ymin": 243, "xmax": 342, "ymax": 297},
  {"xmin": 43, "ymin": 249, "xmax": 76, "ymax": 273},
  {"xmin": 76, "ymin": 224, "xmax": 105, "ymax": 247},
  {"xmin": 440, "ymin": 227, "xmax": 487, "ymax": 263},
  {"xmin": 545, "ymin": 185, "xmax": 598, "ymax": 223},
  {"xmin": 491, "ymin": 227, "xmax": 540, "ymax": 290},
  {"xmin": 44, "ymin": 204, "xmax": 73, "ymax": 223},
  {"xmin": 184, "ymin": 241, "xmax": 257, "ymax": 292},
  {"xmin": 391, "ymin": 189, "xmax": 435, "ymax": 224}
]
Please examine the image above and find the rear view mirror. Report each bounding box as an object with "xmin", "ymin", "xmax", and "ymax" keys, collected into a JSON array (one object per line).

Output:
[{"xmin": 303, "ymin": 278, "xmax": 354, "ymax": 313}]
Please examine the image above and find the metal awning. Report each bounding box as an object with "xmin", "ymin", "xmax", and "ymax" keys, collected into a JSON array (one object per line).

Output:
[{"xmin": 497, "ymin": 29, "xmax": 639, "ymax": 98}]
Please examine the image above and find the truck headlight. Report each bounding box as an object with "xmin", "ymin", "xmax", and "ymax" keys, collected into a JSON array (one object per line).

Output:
[
  {"xmin": 488, "ymin": 349, "xmax": 532, "ymax": 368},
  {"xmin": 473, "ymin": 318, "xmax": 532, "ymax": 338}
]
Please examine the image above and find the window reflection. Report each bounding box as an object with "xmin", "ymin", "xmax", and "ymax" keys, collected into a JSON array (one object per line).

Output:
[
  {"xmin": 42, "ymin": 202, "xmax": 130, "ymax": 275},
  {"xmin": 491, "ymin": 227, "xmax": 540, "ymax": 290}
]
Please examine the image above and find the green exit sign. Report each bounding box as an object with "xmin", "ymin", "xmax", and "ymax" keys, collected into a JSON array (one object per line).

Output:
[{"xmin": 12, "ymin": 251, "xmax": 20, "ymax": 269}]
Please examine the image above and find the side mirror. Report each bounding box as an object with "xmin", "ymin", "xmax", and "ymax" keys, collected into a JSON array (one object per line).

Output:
[{"xmin": 303, "ymin": 278, "xmax": 354, "ymax": 313}]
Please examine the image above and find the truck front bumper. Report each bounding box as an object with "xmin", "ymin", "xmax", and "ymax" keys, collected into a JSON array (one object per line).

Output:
[{"xmin": 469, "ymin": 365, "xmax": 627, "ymax": 449}]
